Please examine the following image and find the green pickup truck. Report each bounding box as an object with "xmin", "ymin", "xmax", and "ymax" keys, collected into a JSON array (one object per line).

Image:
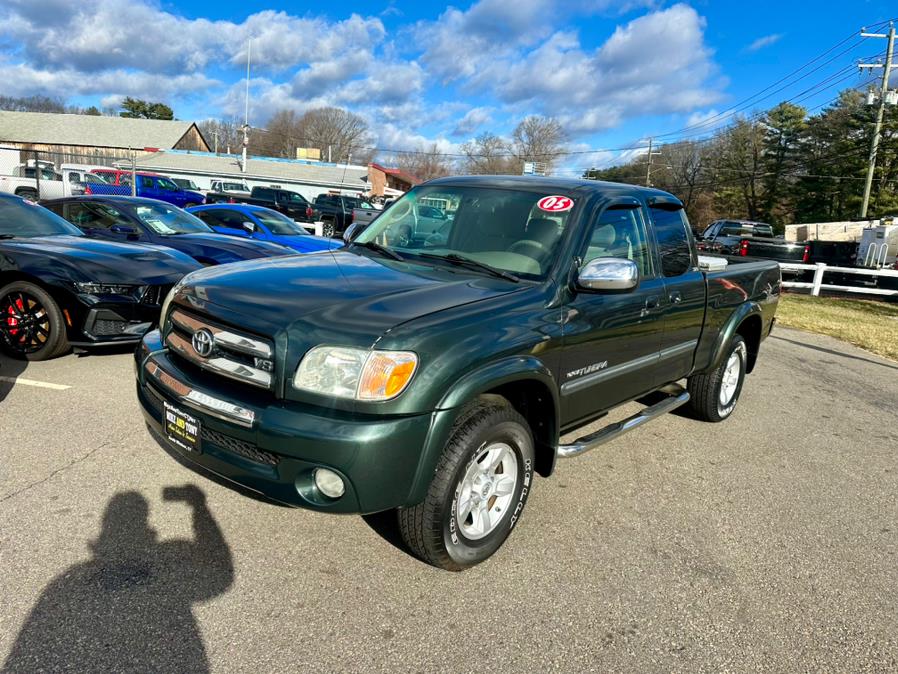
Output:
[{"xmin": 135, "ymin": 176, "xmax": 780, "ymax": 570}]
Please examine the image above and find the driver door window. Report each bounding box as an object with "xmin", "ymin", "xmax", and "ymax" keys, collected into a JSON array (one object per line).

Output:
[{"xmin": 582, "ymin": 206, "xmax": 653, "ymax": 277}]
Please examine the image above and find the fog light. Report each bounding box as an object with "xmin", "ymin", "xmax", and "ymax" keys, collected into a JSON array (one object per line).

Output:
[{"xmin": 314, "ymin": 468, "xmax": 345, "ymax": 499}]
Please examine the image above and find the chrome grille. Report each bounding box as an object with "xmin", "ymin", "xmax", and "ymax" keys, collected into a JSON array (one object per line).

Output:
[{"xmin": 166, "ymin": 309, "xmax": 275, "ymax": 390}]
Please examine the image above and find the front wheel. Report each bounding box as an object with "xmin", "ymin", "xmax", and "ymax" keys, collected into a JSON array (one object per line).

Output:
[
  {"xmin": 686, "ymin": 335, "xmax": 747, "ymax": 422},
  {"xmin": 0, "ymin": 281, "xmax": 70, "ymax": 360},
  {"xmin": 398, "ymin": 396, "xmax": 534, "ymax": 571}
]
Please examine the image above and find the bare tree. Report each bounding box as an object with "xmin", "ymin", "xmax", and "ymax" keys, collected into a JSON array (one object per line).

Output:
[
  {"xmin": 394, "ymin": 143, "xmax": 455, "ymax": 181},
  {"xmin": 295, "ymin": 107, "xmax": 375, "ymax": 165},
  {"xmin": 511, "ymin": 116, "xmax": 567, "ymax": 173},
  {"xmin": 197, "ymin": 118, "xmax": 243, "ymax": 154},
  {"xmin": 461, "ymin": 132, "xmax": 516, "ymax": 174}
]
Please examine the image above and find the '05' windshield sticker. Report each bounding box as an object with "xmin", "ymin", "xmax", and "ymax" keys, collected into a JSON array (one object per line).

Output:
[{"xmin": 536, "ymin": 195, "xmax": 574, "ymax": 212}]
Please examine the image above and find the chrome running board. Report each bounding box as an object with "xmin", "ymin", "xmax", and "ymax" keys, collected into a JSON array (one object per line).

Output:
[{"xmin": 556, "ymin": 385, "xmax": 690, "ymax": 459}]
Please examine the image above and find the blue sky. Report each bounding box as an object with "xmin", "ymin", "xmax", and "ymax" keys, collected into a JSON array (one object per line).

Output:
[{"xmin": 1, "ymin": 0, "xmax": 894, "ymax": 171}]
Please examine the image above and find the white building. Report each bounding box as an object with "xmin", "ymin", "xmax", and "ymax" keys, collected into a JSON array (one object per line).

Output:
[{"xmin": 133, "ymin": 149, "xmax": 370, "ymax": 201}]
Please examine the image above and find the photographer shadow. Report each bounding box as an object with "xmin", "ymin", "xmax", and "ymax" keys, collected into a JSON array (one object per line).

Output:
[
  {"xmin": 2, "ymin": 486, "xmax": 233, "ymax": 674},
  {"xmin": 0, "ymin": 353, "xmax": 27, "ymax": 405}
]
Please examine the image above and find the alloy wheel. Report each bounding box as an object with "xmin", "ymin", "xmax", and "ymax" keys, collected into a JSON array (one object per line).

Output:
[
  {"xmin": 454, "ymin": 442, "xmax": 519, "ymax": 540},
  {"xmin": 1, "ymin": 291, "xmax": 51, "ymax": 354}
]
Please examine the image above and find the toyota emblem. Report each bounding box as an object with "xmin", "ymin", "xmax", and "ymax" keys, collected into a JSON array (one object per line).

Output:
[{"xmin": 191, "ymin": 328, "xmax": 214, "ymax": 358}]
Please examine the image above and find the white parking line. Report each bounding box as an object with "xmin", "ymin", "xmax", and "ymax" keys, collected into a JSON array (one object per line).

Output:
[{"xmin": 0, "ymin": 376, "xmax": 71, "ymax": 391}]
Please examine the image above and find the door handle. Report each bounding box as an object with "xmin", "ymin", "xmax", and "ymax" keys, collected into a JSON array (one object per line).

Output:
[
  {"xmin": 644, "ymin": 296, "xmax": 660, "ymax": 310},
  {"xmin": 669, "ymin": 291, "xmax": 683, "ymax": 304}
]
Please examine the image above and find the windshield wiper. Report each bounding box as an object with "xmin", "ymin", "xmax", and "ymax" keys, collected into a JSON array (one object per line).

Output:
[
  {"xmin": 351, "ymin": 240, "xmax": 404, "ymax": 261},
  {"xmin": 0, "ymin": 234, "xmax": 16, "ymax": 239},
  {"xmin": 417, "ymin": 253, "xmax": 519, "ymax": 282}
]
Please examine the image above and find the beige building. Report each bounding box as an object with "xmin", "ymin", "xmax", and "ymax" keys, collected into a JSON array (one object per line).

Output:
[{"xmin": 0, "ymin": 110, "xmax": 209, "ymax": 166}]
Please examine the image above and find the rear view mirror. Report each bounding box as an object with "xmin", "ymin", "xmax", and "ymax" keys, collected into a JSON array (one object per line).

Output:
[
  {"xmin": 242, "ymin": 221, "xmax": 256, "ymax": 234},
  {"xmin": 577, "ymin": 258, "xmax": 638, "ymax": 291}
]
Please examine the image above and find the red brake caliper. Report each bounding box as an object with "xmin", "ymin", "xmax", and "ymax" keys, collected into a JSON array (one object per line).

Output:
[{"xmin": 6, "ymin": 298, "xmax": 24, "ymax": 340}]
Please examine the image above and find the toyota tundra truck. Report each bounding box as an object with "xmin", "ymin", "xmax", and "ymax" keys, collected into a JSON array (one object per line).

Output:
[{"xmin": 135, "ymin": 176, "xmax": 780, "ymax": 571}]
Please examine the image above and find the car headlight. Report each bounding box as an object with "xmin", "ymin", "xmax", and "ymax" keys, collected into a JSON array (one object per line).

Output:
[
  {"xmin": 74, "ymin": 282, "xmax": 139, "ymax": 296},
  {"xmin": 159, "ymin": 280, "xmax": 184, "ymax": 329},
  {"xmin": 293, "ymin": 346, "xmax": 418, "ymax": 401}
]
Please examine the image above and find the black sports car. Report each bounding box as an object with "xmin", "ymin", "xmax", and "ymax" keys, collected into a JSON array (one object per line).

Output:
[{"xmin": 0, "ymin": 193, "xmax": 201, "ymax": 360}]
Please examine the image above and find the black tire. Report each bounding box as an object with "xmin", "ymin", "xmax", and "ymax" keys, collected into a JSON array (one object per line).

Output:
[
  {"xmin": 686, "ymin": 335, "xmax": 747, "ymax": 422},
  {"xmin": 398, "ymin": 395, "xmax": 535, "ymax": 571},
  {"xmin": 321, "ymin": 219, "xmax": 336, "ymax": 238},
  {"xmin": 0, "ymin": 281, "xmax": 70, "ymax": 361}
]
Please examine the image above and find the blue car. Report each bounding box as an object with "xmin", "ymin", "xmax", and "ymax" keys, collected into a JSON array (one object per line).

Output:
[
  {"xmin": 42, "ymin": 196, "xmax": 294, "ymax": 266},
  {"xmin": 187, "ymin": 204, "xmax": 340, "ymax": 254}
]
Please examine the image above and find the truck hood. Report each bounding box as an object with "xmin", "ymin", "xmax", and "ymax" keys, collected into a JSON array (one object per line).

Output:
[
  {"xmin": 176, "ymin": 249, "xmax": 524, "ymax": 345},
  {"xmin": 3, "ymin": 235, "xmax": 200, "ymax": 284}
]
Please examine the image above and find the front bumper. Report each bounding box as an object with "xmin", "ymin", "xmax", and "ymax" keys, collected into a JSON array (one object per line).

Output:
[
  {"xmin": 135, "ymin": 330, "xmax": 436, "ymax": 514},
  {"xmin": 67, "ymin": 289, "xmax": 168, "ymax": 346}
]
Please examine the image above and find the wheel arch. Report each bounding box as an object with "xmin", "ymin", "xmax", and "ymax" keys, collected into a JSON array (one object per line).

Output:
[
  {"xmin": 404, "ymin": 357, "xmax": 561, "ymax": 506},
  {"xmin": 704, "ymin": 302, "xmax": 764, "ymax": 375}
]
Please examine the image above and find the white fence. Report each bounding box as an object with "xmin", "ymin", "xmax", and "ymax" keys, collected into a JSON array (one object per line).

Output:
[{"xmin": 780, "ymin": 262, "xmax": 898, "ymax": 297}]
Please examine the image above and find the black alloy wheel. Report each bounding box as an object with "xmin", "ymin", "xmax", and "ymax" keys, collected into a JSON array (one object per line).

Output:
[{"xmin": 0, "ymin": 282, "xmax": 70, "ymax": 360}]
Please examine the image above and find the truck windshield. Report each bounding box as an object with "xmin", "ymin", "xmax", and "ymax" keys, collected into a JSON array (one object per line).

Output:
[
  {"xmin": 0, "ymin": 199, "xmax": 83, "ymax": 238},
  {"xmin": 353, "ymin": 185, "xmax": 576, "ymax": 279},
  {"xmin": 132, "ymin": 203, "xmax": 213, "ymax": 235},
  {"xmin": 254, "ymin": 210, "xmax": 309, "ymax": 235}
]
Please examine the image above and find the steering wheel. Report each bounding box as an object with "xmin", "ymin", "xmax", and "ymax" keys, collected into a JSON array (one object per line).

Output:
[
  {"xmin": 394, "ymin": 224, "xmax": 412, "ymax": 247},
  {"xmin": 508, "ymin": 239, "xmax": 548, "ymax": 258}
]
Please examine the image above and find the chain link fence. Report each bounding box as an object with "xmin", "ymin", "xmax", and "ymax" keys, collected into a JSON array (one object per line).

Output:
[{"xmin": 0, "ymin": 146, "xmax": 138, "ymax": 200}]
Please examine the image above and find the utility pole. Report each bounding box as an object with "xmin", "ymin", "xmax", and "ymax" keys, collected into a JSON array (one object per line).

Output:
[
  {"xmin": 211, "ymin": 130, "xmax": 220, "ymax": 155},
  {"xmin": 859, "ymin": 22, "xmax": 896, "ymax": 218},
  {"xmin": 241, "ymin": 39, "xmax": 252, "ymax": 173},
  {"xmin": 645, "ymin": 137, "xmax": 662, "ymax": 187}
]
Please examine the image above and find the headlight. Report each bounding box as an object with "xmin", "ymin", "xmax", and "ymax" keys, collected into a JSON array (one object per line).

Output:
[
  {"xmin": 74, "ymin": 282, "xmax": 138, "ymax": 296},
  {"xmin": 159, "ymin": 280, "xmax": 184, "ymax": 329},
  {"xmin": 293, "ymin": 346, "xmax": 418, "ymax": 401}
]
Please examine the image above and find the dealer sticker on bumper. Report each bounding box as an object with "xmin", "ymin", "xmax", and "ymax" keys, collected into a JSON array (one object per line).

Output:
[{"xmin": 164, "ymin": 401, "xmax": 201, "ymax": 453}]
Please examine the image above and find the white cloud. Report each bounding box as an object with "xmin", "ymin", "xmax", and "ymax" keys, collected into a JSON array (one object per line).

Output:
[
  {"xmin": 452, "ymin": 107, "xmax": 494, "ymax": 137},
  {"xmin": 469, "ymin": 4, "xmax": 723, "ymax": 133},
  {"xmin": 746, "ymin": 33, "xmax": 783, "ymax": 52}
]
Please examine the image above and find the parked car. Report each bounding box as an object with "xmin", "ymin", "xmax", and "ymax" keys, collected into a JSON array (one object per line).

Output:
[
  {"xmin": 187, "ymin": 204, "xmax": 340, "ymax": 254},
  {"xmin": 205, "ymin": 186, "xmax": 315, "ymax": 223},
  {"xmin": 42, "ymin": 196, "xmax": 295, "ymax": 266},
  {"xmin": 88, "ymin": 170, "xmax": 206, "ymax": 208},
  {"xmin": 135, "ymin": 175, "xmax": 780, "ymax": 570},
  {"xmin": 171, "ymin": 178, "xmax": 202, "ymax": 192},
  {"xmin": 700, "ymin": 219, "xmax": 858, "ymax": 271},
  {"xmin": 209, "ymin": 180, "xmax": 251, "ymax": 196},
  {"xmin": 0, "ymin": 161, "xmax": 85, "ymax": 200},
  {"xmin": 313, "ymin": 194, "xmax": 373, "ymax": 238},
  {"xmin": 0, "ymin": 192, "xmax": 201, "ymax": 360}
]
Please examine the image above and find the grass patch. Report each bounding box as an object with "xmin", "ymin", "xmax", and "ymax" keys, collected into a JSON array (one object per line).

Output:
[{"xmin": 777, "ymin": 293, "xmax": 898, "ymax": 361}]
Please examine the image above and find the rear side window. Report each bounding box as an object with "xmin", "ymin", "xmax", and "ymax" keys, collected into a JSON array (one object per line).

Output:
[
  {"xmin": 650, "ymin": 206, "xmax": 694, "ymax": 277},
  {"xmin": 254, "ymin": 188, "xmax": 274, "ymax": 200}
]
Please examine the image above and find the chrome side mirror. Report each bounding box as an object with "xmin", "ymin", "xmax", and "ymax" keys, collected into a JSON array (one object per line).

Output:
[
  {"xmin": 242, "ymin": 221, "xmax": 256, "ymax": 234},
  {"xmin": 343, "ymin": 222, "xmax": 361, "ymax": 243},
  {"xmin": 577, "ymin": 258, "xmax": 638, "ymax": 291}
]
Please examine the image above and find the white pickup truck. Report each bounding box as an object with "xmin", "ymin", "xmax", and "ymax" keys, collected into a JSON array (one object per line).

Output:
[{"xmin": 0, "ymin": 161, "xmax": 105, "ymax": 200}]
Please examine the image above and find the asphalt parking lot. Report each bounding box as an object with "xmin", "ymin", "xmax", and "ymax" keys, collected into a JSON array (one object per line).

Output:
[{"xmin": 1, "ymin": 326, "xmax": 897, "ymax": 672}]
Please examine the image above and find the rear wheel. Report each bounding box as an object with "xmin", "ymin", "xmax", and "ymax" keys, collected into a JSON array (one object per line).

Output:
[
  {"xmin": 0, "ymin": 282, "xmax": 70, "ymax": 360},
  {"xmin": 398, "ymin": 396, "xmax": 534, "ymax": 571},
  {"xmin": 321, "ymin": 218, "xmax": 336, "ymax": 238},
  {"xmin": 686, "ymin": 336, "xmax": 747, "ymax": 422}
]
